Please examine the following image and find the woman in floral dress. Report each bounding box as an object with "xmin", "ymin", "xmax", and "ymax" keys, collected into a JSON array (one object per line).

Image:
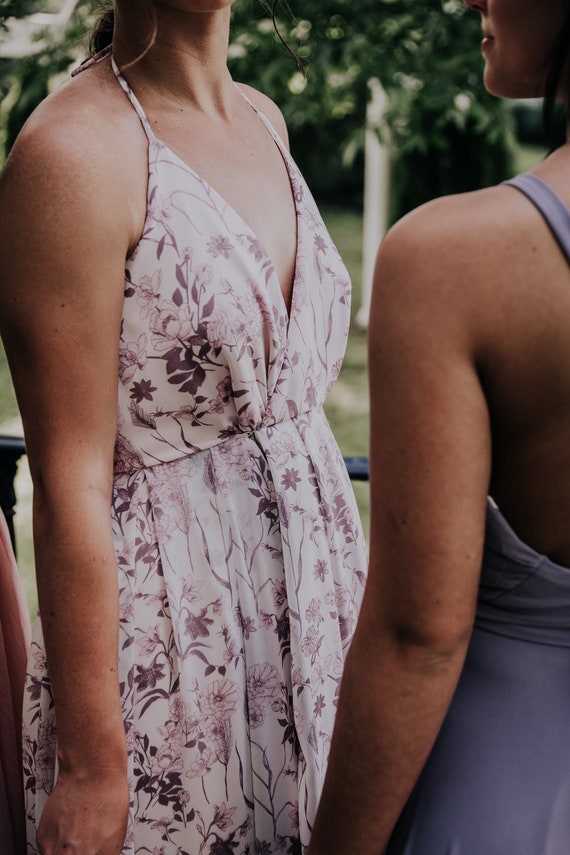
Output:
[{"xmin": 0, "ymin": 1, "xmax": 366, "ymax": 853}]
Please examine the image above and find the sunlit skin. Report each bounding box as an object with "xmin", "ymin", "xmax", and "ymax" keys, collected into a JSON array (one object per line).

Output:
[
  {"xmin": 0, "ymin": 1, "xmax": 297, "ymax": 853},
  {"xmin": 308, "ymin": 2, "xmax": 570, "ymax": 853}
]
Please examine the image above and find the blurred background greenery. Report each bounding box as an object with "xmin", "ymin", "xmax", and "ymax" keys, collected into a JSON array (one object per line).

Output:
[{"xmin": 0, "ymin": 0, "xmax": 551, "ymax": 615}]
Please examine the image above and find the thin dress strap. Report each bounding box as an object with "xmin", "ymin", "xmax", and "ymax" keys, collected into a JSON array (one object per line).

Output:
[
  {"xmin": 110, "ymin": 55, "xmax": 156, "ymax": 142},
  {"xmin": 503, "ymin": 173, "xmax": 570, "ymax": 265}
]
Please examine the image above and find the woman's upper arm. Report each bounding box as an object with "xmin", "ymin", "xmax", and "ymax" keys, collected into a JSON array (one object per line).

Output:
[
  {"xmin": 0, "ymin": 109, "xmax": 135, "ymax": 491},
  {"xmin": 366, "ymin": 202, "xmax": 493, "ymax": 651}
]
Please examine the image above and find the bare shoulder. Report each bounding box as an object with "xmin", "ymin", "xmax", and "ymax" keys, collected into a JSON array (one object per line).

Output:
[
  {"xmin": 379, "ymin": 183, "xmax": 550, "ymax": 290},
  {"xmin": 374, "ymin": 182, "xmax": 566, "ymax": 349},
  {"xmin": 1, "ymin": 60, "xmax": 147, "ymax": 248},
  {"xmin": 236, "ymin": 83, "xmax": 290, "ymax": 148}
]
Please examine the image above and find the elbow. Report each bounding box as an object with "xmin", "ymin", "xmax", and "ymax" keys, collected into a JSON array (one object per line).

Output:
[
  {"xmin": 379, "ymin": 596, "xmax": 477, "ymax": 675},
  {"xmin": 387, "ymin": 621, "xmax": 473, "ymax": 673},
  {"xmin": 354, "ymin": 601, "xmax": 475, "ymax": 676}
]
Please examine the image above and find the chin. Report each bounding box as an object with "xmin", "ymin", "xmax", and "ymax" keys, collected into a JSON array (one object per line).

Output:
[{"xmin": 484, "ymin": 69, "xmax": 545, "ymax": 100}]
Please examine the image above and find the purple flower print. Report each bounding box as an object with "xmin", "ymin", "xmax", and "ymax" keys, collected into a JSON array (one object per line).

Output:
[
  {"xmin": 313, "ymin": 559, "xmax": 328, "ymax": 581},
  {"xmin": 213, "ymin": 803, "xmax": 237, "ymax": 831},
  {"xmin": 300, "ymin": 625, "xmax": 321, "ymax": 659},
  {"xmin": 134, "ymin": 662, "xmax": 165, "ymax": 691},
  {"xmin": 248, "ymin": 702, "xmax": 266, "ymax": 728},
  {"xmin": 246, "ymin": 235, "xmax": 265, "ymax": 262},
  {"xmin": 130, "ymin": 378, "xmax": 157, "ymax": 403},
  {"xmin": 150, "ymin": 744, "xmax": 184, "ymax": 776},
  {"xmin": 313, "ymin": 694, "xmax": 326, "ymax": 718},
  {"xmin": 151, "ymin": 464, "xmax": 197, "ymax": 512},
  {"xmin": 119, "ymin": 333, "xmax": 148, "ymax": 383},
  {"xmin": 129, "ymin": 401, "xmax": 157, "ymax": 429},
  {"xmin": 281, "ymin": 468, "xmax": 301, "ymax": 491},
  {"xmin": 207, "ymin": 293, "xmax": 263, "ymax": 352},
  {"xmin": 147, "ymin": 192, "xmax": 172, "ymax": 224},
  {"xmin": 136, "ymin": 270, "xmax": 162, "ymax": 319},
  {"xmin": 136, "ymin": 625, "xmax": 162, "ymax": 657},
  {"xmin": 314, "ymin": 234, "xmax": 327, "ymax": 254},
  {"xmin": 149, "ymin": 301, "xmax": 194, "ymax": 353},
  {"xmin": 112, "ymin": 432, "xmax": 144, "ymax": 473},
  {"xmin": 184, "ymin": 607, "xmax": 214, "ymax": 640},
  {"xmin": 272, "ymin": 579, "xmax": 287, "ymax": 609},
  {"xmin": 149, "ymin": 817, "xmax": 172, "ymax": 837},
  {"xmin": 207, "ymin": 306, "xmax": 234, "ymax": 349},
  {"xmin": 207, "ymin": 375, "xmax": 232, "ymax": 415},
  {"xmin": 120, "ymin": 596, "xmax": 135, "ymax": 621},
  {"xmin": 32, "ymin": 647, "xmax": 47, "ymax": 671},
  {"xmin": 304, "ymin": 380, "xmax": 317, "ymax": 410},
  {"xmin": 305, "ymin": 598, "xmax": 323, "ymax": 626},
  {"xmin": 207, "ymin": 235, "xmax": 234, "ymax": 259},
  {"xmin": 288, "ymin": 805, "xmax": 300, "ymax": 831},
  {"xmin": 246, "ymin": 663, "xmax": 281, "ymax": 704},
  {"xmin": 35, "ymin": 718, "xmax": 57, "ymax": 793},
  {"xmin": 203, "ymin": 679, "xmax": 239, "ymax": 719},
  {"xmin": 187, "ymin": 747, "xmax": 216, "ymax": 779}
]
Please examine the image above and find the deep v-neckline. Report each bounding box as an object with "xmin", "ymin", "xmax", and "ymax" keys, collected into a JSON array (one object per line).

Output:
[{"xmin": 111, "ymin": 56, "xmax": 300, "ymax": 325}]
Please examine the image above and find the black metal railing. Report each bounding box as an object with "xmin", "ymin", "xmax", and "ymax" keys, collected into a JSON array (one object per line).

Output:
[
  {"xmin": 0, "ymin": 434, "xmax": 27, "ymax": 552},
  {"xmin": 0, "ymin": 435, "xmax": 369, "ymax": 553}
]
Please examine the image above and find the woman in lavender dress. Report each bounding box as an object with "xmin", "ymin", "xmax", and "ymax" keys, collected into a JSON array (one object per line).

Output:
[
  {"xmin": 0, "ymin": 2, "xmax": 366, "ymax": 853},
  {"xmin": 311, "ymin": 1, "xmax": 570, "ymax": 853}
]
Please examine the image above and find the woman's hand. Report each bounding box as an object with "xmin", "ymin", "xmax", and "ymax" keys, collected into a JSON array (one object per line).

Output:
[{"xmin": 37, "ymin": 766, "xmax": 129, "ymax": 855}]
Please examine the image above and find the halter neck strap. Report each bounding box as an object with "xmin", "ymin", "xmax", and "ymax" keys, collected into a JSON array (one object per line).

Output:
[{"xmin": 110, "ymin": 55, "xmax": 156, "ymax": 143}]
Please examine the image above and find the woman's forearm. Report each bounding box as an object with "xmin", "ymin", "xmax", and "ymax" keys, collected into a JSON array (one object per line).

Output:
[
  {"xmin": 309, "ymin": 621, "xmax": 468, "ymax": 855},
  {"xmin": 33, "ymin": 484, "xmax": 126, "ymax": 771}
]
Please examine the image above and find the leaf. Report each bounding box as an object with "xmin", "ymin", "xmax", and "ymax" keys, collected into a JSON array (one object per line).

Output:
[
  {"xmin": 176, "ymin": 264, "xmax": 187, "ymax": 289},
  {"xmin": 202, "ymin": 295, "xmax": 215, "ymax": 318}
]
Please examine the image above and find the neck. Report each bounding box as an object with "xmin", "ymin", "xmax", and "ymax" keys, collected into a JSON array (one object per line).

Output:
[{"xmin": 112, "ymin": 3, "xmax": 234, "ymax": 114}]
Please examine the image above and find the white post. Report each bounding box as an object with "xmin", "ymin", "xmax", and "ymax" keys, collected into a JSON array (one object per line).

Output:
[{"xmin": 355, "ymin": 78, "xmax": 391, "ymax": 331}]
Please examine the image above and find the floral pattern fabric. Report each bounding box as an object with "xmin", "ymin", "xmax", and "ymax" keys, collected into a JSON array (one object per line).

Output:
[{"xmin": 23, "ymin": 55, "xmax": 367, "ymax": 855}]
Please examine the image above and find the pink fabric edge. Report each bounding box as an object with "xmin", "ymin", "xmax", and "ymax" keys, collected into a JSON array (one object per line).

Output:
[{"xmin": 0, "ymin": 509, "xmax": 31, "ymax": 855}]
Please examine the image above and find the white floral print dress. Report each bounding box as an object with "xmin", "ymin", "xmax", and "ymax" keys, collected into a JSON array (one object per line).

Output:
[{"xmin": 22, "ymin": 51, "xmax": 367, "ymax": 855}]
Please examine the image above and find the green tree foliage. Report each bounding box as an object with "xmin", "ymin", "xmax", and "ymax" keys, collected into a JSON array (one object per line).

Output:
[
  {"xmin": 1, "ymin": 0, "xmax": 39, "ymax": 26},
  {"xmin": 0, "ymin": 0, "xmax": 95, "ymax": 157},
  {"xmin": 229, "ymin": 0, "xmax": 515, "ymax": 214},
  {"xmin": 0, "ymin": 0, "xmax": 515, "ymax": 213}
]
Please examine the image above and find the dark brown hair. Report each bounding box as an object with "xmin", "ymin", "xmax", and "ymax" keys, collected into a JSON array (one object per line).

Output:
[
  {"xmin": 543, "ymin": 8, "xmax": 570, "ymax": 143},
  {"xmin": 90, "ymin": 4, "xmax": 114, "ymax": 54}
]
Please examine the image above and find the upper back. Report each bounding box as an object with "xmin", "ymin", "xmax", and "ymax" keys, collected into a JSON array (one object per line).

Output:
[
  {"xmin": 467, "ymin": 168, "xmax": 570, "ymax": 565},
  {"xmin": 373, "ymin": 152, "xmax": 570, "ymax": 568}
]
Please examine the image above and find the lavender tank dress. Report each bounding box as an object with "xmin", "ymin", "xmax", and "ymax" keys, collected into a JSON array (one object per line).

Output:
[{"xmin": 387, "ymin": 174, "xmax": 570, "ymax": 855}]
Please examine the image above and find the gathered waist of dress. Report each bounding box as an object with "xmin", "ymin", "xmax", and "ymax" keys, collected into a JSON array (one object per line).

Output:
[{"xmin": 112, "ymin": 404, "xmax": 329, "ymax": 476}]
